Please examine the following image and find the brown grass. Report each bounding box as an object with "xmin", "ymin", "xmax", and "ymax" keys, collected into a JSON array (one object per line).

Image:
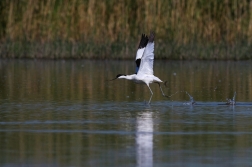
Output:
[{"xmin": 0, "ymin": 0, "xmax": 252, "ymax": 59}]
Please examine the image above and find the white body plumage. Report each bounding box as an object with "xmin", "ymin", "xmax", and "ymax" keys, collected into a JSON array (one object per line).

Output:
[{"xmin": 111, "ymin": 32, "xmax": 167, "ymax": 104}]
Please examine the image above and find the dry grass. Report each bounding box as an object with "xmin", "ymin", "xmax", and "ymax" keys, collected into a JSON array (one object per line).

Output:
[{"xmin": 0, "ymin": 0, "xmax": 252, "ymax": 59}]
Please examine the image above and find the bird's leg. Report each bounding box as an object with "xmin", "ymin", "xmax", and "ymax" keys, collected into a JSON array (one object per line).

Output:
[
  {"xmin": 146, "ymin": 84, "xmax": 153, "ymax": 104},
  {"xmin": 157, "ymin": 82, "xmax": 165, "ymax": 96},
  {"xmin": 156, "ymin": 82, "xmax": 169, "ymax": 98}
]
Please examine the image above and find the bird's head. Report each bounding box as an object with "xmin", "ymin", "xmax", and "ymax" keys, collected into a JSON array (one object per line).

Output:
[{"xmin": 109, "ymin": 74, "xmax": 126, "ymax": 81}]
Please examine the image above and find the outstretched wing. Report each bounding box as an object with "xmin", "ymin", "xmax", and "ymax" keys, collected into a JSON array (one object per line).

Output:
[
  {"xmin": 135, "ymin": 34, "xmax": 148, "ymax": 74},
  {"xmin": 137, "ymin": 31, "xmax": 155, "ymax": 76}
]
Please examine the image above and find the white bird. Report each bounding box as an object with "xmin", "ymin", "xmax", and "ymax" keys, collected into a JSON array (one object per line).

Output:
[{"xmin": 110, "ymin": 31, "xmax": 168, "ymax": 104}]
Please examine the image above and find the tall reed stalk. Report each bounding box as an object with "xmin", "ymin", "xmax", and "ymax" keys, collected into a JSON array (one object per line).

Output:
[{"xmin": 0, "ymin": 0, "xmax": 252, "ymax": 59}]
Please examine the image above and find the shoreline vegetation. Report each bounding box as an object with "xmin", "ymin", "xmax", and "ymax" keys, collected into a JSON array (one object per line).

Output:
[{"xmin": 1, "ymin": 0, "xmax": 252, "ymax": 60}]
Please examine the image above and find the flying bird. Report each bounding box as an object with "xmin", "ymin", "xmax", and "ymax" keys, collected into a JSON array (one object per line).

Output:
[{"xmin": 110, "ymin": 31, "xmax": 168, "ymax": 104}]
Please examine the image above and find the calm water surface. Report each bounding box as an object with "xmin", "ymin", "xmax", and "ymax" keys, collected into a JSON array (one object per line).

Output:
[{"xmin": 0, "ymin": 60, "xmax": 252, "ymax": 167}]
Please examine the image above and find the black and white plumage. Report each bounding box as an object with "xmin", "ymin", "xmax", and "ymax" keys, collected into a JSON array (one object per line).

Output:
[
  {"xmin": 111, "ymin": 31, "xmax": 168, "ymax": 104},
  {"xmin": 135, "ymin": 34, "xmax": 148, "ymax": 74}
]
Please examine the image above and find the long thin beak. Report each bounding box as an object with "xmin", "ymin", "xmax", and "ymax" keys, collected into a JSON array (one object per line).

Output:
[{"xmin": 107, "ymin": 77, "xmax": 117, "ymax": 81}]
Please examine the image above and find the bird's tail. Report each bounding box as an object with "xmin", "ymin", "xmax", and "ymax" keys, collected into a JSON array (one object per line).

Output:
[{"xmin": 164, "ymin": 81, "xmax": 168, "ymax": 88}]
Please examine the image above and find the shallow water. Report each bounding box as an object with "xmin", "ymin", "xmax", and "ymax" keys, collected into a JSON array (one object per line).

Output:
[{"xmin": 0, "ymin": 60, "xmax": 252, "ymax": 167}]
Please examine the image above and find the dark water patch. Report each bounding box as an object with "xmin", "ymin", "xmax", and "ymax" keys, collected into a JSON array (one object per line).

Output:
[{"xmin": 0, "ymin": 60, "xmax": 252, "ymax": 167}]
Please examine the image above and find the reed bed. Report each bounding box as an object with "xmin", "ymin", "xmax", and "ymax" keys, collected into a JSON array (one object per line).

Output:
[{"xmin": 0, "ymin": 0, "xmax": 252, "ymax": 59}]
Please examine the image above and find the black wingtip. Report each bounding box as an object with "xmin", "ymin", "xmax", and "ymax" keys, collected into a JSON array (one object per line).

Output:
[{"xmin": 138, "ymin": 33, "xmax": 149, "ymax": 49}]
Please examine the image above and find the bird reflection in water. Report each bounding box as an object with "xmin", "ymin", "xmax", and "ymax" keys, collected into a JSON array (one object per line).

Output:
[{"xmin": 136, "ymin": 108, "xmax": 154, "ymax": 167}]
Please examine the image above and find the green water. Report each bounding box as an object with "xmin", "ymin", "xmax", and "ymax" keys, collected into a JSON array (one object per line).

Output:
[{"xmin": 0, "ymin": 60, "xmax": 252, "ymax": 167}]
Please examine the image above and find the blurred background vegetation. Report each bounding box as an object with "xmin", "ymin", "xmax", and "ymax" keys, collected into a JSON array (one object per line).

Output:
[{"xmin": 0, "ymin": 0, "xmax": 252, "ymax": 59}]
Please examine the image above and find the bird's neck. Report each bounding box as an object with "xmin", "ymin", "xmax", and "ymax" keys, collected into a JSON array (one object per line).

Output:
[{"xmin": 119, "ymin": 74, "xmax": 136, "ymax": 80}]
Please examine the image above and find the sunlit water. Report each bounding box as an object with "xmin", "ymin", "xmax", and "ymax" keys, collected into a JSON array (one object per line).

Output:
[{"xmin": 0, "ymin": 60, "xmax": 252, "ymax": 167}]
